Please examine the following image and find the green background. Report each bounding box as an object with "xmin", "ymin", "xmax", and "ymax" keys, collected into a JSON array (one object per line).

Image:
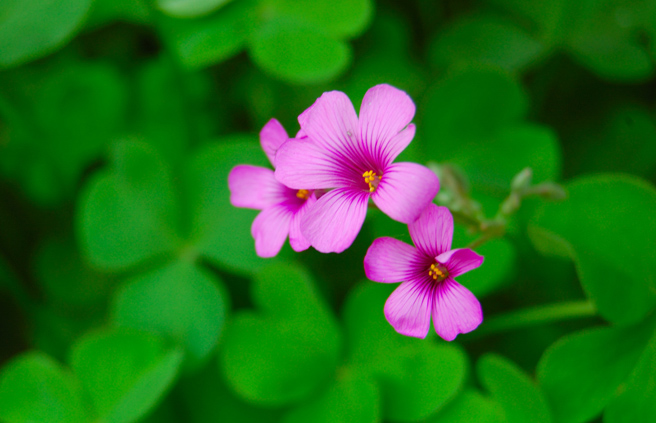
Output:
[{"xmin": 1, "ymin": 0, "xmax": 656, "ymax": 422}]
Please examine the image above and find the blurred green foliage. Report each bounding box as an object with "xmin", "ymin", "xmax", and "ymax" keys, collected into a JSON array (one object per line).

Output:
[{"xmin": 1, "ymin": 0, "xmax": 656, "ymax": 422}]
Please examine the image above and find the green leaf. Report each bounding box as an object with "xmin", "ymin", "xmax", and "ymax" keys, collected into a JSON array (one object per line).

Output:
[
  {"xmin": 486, "ymin": 0, "xmax": 571, "ymax": 43},
  {"xmin": 0, "ymin": 0, "xmax": 93, "ymax": 68},
  {"xmin": 133, "ymin": 56, "xmax": 217, "ymax": 166},
  {"xmin": 86, "ymin": 0, "xmax": 151, "ymax": 27},
  {"xmin": 537, "ymin": 321, "xmax": 654, "ymax": 423},
  {"xmin": 605, "ymin": 327, "xmax": 656, "ymax": 423},
  {"xmin": 34, "ymin": 236, "xmax": 114, "ymax": 308},
  {"xmin": 570, "ymin": 105, "xmax": 656, "ymax": 178},
  {"xmin": 78, "ymin": 141, "xmax": 182, "ymax": 271},
  {"xmin": 343, "ymin": 283, "xmax": 468, "ymax": 422},
  {"xmin": 221, "ymin": 262, "xmax": 341, "ymax": 406},
  {"xmin": 185, "ymin": 137, "xmax": 269, "ymax": 275},
  {"xmin": 179, "ymin": 363, "xmax": 283, "ymax": 423},
  {"xmin": 421, "ymin": 68, "xmax": 527, "ymax": 160},
  {"xmin": 157, "ymin": 0, "xmax": 258, "ymax": 69},
  {"xmin": 0, "ymin": 61, "xmax": 127, "ymax": 206},
  {"xmin": 0, "ymin": 352, "xmax": 90, "ymax": 423},
  {"xmin": 381, "ymin": 342, "xmax": 468, "ymax": 422},
  {"xmin": 283, "ymin": 369, "xmax": 380, "ymax": 423},
  {"xmin": 70, "ymin": 328, "xmax": 183, "ymax": 423},
  {"xmin": 268, "ymin": 0, "xmax": 373, "ymax": 39},
  {"xmin": 529, "ymin": 174, "xmax": 656, "ymax": 325},
  {"xmin": 428, "ymin": 14, "xmax": 544, "ymax": 73},
  {"xmin": 249, "ymin": 18, "xmax": 352, "ymax": 84},
  {"xmin": 478, "ymin": 354, "xmax": 552, "ymax": 423},
  {"xmin": 566, "ymin": 0, "xmax": 654, "ymax": 81},
  {"xmin": 343, "ymin": 40, "xmax": 427, "ymax": 112},
  {"xmin": 156, "ymin": 0, "xmax": 232, "ymax": 18},
  {"xmin": 112, "ymin": 260, "xmax": 228, "ymax": 370},
  {"xmin": 451, "ymin": 124, "xmax": 561, "ymax": 197},
  {"xmin": 426, "ymin": 390, "xmax": 506, "ymax": 423}
]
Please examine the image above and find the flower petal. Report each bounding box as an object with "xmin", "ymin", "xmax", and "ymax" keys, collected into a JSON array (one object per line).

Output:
[
  {"xmin": 359, "ymin": 84, "xmax": 415, "ymax": 166},
  {"xmin": 437, "ymin": 248, "xmax": 484, "ymax": 278},
  {"xmin": 432, "ymin": 278, "xmax": 483, "ymax": 341},
  {"xmin": 229, "ymin": 165, "xmax": 287, "ymax": 210},
  {"xmin": 297, "ymin": 100, "xmax": 316, "ymax": 128},
  {"xmin": 301, "ymin": 90, "xmax": 360, "ymax": 158},
  {"xmin": 300, "ymin": 188, "xmax": 369, "ymax": 253},
  {"xmin": 364, "ymin": 237, "xmax": 425, "ymax": 283},
  {"xmin": 251, "ymin": 204, "xmax": 293, "ymax": 258},
  {"xmin": 379, "ymin": 124, "xmax": 416, "ymax": 166},
  {"xmin": 384, "ymin": 277, "xmax": 433, "ymax": 338},
  {"xmin": 259, "ymin": 118, "xmax": 289, "ymax": 166},
  {"xmin": 288, "ymin": 193, "xmax": 317, "ymax": 252},
  {"xmin": 372, "ymin": 162, "xmax": 440, "ymax": 224},
  {"xmin": 408, "ymin": 204, "xmax": 453, "ymax": 257},
  {"xmin": 274, "ymin": 139, "xmax": 351, "ymax": 190}
]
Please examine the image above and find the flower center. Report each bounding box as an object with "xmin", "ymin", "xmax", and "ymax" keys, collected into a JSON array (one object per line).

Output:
[
  {"xmin": 296, "ymin": 189, "xmax": 310, "ymax": 200},
  {"xmin": 428, "ymin": 263, "xmax": 449, "ymax": 282},
  {"xmin": 362, "ymin": 170, "xmax": 382, "ymax": 193}
]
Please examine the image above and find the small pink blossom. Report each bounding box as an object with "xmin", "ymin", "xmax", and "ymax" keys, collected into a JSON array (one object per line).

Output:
[
  {"xmin": 364, "ymin": 204, "xmax": 484, "ymax": 340},
  {"xmin": 275, "ymin": 84, "xmax": 439, "ymax": 253},
  {"xmin": 228, "ymin": 119, "xmax": 315, "ymax": 257}
]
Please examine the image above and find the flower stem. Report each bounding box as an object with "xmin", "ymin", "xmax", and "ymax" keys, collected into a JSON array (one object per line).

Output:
[{"xmin": 466, "ymin": 300, "xmax": 597, "ymax": 340}]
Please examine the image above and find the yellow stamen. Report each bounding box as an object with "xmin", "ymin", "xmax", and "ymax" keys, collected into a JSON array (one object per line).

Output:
[
  {"xmin": 362, "ymin": 170, "xmax": 382, "ymax": 193},
  {"xmin": 429, "ymin": 263, "xmax": 448, "ymax": 281},
  {"xmin": 296, "ymin": 189, "xmax": 310, "ymax": 200}
]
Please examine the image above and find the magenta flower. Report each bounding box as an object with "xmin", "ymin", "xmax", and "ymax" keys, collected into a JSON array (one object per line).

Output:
[
  {"xmin": 364, "ymin": 204, "xmax": 484, "ymax": 340},
  {"xmin": 275, "ymin": 84, "xmax": 440, "ymax": 253},
  {"xmin": 228, "ymin": 119, "xmax": 316, "ymax": 257}
]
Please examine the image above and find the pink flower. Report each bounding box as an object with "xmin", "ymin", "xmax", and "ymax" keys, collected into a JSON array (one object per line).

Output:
[
  {"xmin": 364, "ymin": 204, "xmax": 484, "ymax": 340},
  {"xmin": 228, "ymin": 119, "xmax": 316, "ymax": 257},
  {"xmin": 275, "ymin": 84, "xmax": 439, "ymax": 253}
]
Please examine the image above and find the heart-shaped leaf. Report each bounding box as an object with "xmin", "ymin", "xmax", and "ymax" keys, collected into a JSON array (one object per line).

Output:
[
  {"xmin": 529, "ymin": 174, "xmax": 656, "ymax": 325},
  {"xmin": 421, "ymin": 67, "xmax": 527, "ymax": 149},
  {"xmin": 249, "ymin": 18, "xmax": 352, "ymax": 84},
  {"xmin": 0, "ymin": 352, "xmax": 89, "ymax": 423},
  {"xmin": 157, "ymin": 0, "xmax": 258, "ymax": 69},
  {"xmin": 344, "ymin": 283, "xmax": 468, "ymax": 422},
  {"xmin": 283, "ymin": 369, "xmax": 380, "ymax": 423},
  {"xmin": 478, "ymin": 354, "xmax": 552, "ymax": 423},
  {"xmin": 78, "ymin": 141, "xmax": 182, "ymax": 271},
  {"xmin": 428, "ymin": 14, "xmax": 544, "ymax": 73},
  {"xmin": 426, "ymin": 390, "xmax": 505, "ymax": 423},
  {"xmin": 0, "ymin": 0, "xmax": 92, "ymax": 68},
  {"xmin": 537, "ymin": 321, "xmax": 654, "ymax": 423},
  {"xmin": 70, "ymin": 328, "xmax": 183, "ymax": 423},
  {"xmin": 111, "ymin": 260, "xmax": 228, "ymax": 370},
  {"xmin": 185, "ymin": 136, "xmax": 270, "ymax": 275},
  {"xmin": 267, "ymin": 0, "xmax": 373, "ymax": 39},
  {"xmin": 604, "ymin": 326, "xmax": 656, "ymax": 423},
  {"xmin": 220, "ymin": 262, "xmax": 341, "ymax": 406}
]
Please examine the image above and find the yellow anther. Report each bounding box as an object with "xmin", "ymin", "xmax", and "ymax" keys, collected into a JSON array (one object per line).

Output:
[
  {"xmin": 296, "ymin": 189, "xmax": 310, "ymax": 200},
  {"xmin": 362, "ymin": 170, "xmax": 381, "ymax": 193},
  {"xmin": 429, "ymin": 263, "xmax": 448, "ymax": 281}
]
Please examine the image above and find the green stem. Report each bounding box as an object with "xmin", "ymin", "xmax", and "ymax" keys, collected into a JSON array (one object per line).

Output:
[{"xmin": 467, "ymin": 300, "xmax": 597, "ymax": 340}]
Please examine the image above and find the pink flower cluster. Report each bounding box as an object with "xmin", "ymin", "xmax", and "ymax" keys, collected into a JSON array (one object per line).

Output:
[{"xmin": 229, "ymin": 84, "xmax": 484, "ymax": 341}]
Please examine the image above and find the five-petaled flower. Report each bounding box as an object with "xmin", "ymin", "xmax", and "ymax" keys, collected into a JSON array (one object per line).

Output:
[
  {"xmin": 275, "ymin": 84, "xmax": 440, "ymax": 253},
  {"xmin": 228, "ymin": 119, "xmax": 316, "ymax": 257},
  {"xmin": 364, "ymin": 204, "xmax": 484, "ymax": 340}
]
